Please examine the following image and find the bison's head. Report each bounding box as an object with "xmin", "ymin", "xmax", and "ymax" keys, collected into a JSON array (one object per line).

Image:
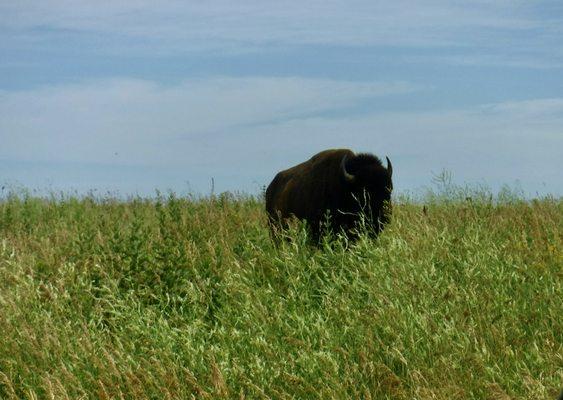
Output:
[{"xmin": 341, "ymin": 153, "xmax": 393, "ymax": 234}]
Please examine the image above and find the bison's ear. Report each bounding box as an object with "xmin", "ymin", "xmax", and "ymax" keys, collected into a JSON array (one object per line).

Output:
[
  {"xmin": 386, "ymin": 156, "xmax": 393, "ymax": 178},
  {"xmin": 341, "ymin": 154, "xmax": 356, "ymax": 183}
]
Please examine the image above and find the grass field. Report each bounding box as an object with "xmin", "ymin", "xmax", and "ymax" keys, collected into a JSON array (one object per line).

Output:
[{"xmin": 0, "ymin": 186, "xmax": 561, "ymax": 399}]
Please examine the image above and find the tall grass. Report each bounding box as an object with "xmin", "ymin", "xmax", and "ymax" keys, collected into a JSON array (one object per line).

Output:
[{"xmin": 0, "ymin": 188, "xmax": 561, "ymax": 399}]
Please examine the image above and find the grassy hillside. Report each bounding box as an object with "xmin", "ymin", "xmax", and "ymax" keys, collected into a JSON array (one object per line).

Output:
[{"xmin": 0, "ymin": 189, "xmax": 561, "ymax": 399}]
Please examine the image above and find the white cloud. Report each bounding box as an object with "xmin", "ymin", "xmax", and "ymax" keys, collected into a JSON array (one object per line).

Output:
[
  {"xmin": 0, "ymin": 77, "xmax": 419, "ymax": 165},
  {"xmin": 240, "ymin": 101, "xmax": 563, "ymax": 194},
  {"xmin": 1, "ymin": 77, "xmax": 562, "ymax": 195},
  {"xmin": 1, "ymin": 0, "xmax": 561, "ymax": 65},
  {"xmin": 483, "ymin": 98, "xmax": 563, "ymax": 117}
]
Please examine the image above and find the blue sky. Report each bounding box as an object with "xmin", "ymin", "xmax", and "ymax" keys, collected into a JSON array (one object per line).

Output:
[{"xmin": 1, "ymin": 1, "xmax": 562, "ymax": 197}]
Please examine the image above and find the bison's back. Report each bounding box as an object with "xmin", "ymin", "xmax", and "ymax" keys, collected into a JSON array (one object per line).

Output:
[{"xmin": 265, "ymin": 149, "xmax": 353, "ymax": 224}]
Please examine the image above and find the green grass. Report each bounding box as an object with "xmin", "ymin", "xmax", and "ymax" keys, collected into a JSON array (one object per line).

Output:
[{"xmin": 0, "ymin": 188, "xmax": 561, "ymax": 399}]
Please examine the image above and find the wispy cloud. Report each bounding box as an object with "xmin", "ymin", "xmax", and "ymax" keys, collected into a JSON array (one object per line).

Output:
[
  {"xmin": 0, "ymin": 77, "xmax": 419, "ymax": 165},
  {"xmin": 1, "ymin": 1, "xmax": 561, "ymax": 67},
  {"xmin": 1, "ymin": 77, "xmax": 561, "ymax": 194}
]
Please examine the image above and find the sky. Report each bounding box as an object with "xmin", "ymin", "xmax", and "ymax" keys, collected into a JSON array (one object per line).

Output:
[{"xmin": 1, "ymin": 1, "xmax": 562, "ymax": 197}]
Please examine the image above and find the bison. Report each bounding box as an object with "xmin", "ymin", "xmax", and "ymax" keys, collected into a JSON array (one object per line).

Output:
[{"xmin": 265, "ymin": 148, "xmax": 393, "ymax": 243}]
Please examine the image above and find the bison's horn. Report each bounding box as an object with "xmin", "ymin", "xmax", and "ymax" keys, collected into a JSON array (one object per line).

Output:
[
  {"xmin": 386, "ymin": 156, "xmax": 393, "ymax": 177},
  {"xmin": 341, "ymin": 154, "xmax": 355, "ymax": 183}
]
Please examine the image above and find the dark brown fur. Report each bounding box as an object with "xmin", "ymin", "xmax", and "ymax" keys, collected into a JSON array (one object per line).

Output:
[{"xmin": 266, "ymin": 148, "xmax": 393, "ymax": 243}]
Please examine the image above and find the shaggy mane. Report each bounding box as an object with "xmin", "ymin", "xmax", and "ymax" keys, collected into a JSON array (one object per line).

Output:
[{"xmin": 345, "ymin": 152, "xmax": 383, "ymax": 173}]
